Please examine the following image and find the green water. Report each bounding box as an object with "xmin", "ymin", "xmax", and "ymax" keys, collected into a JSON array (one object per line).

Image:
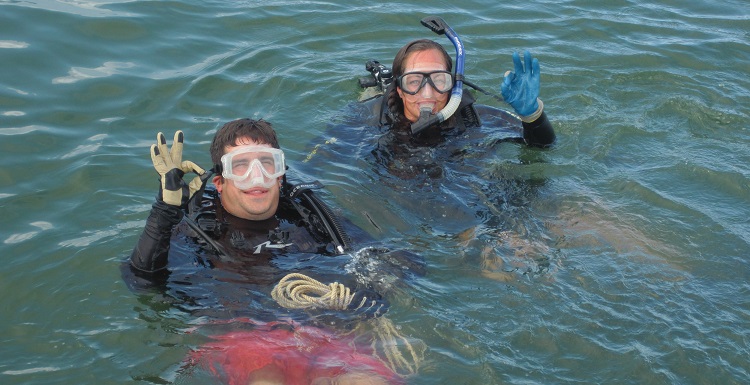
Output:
[{"xmin": 1, "ymin": 1, "xmax": 749, "ymax": 384}]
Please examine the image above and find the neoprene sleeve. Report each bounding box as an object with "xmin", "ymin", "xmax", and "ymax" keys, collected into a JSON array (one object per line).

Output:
[
  {"xmin": 522, "ymin": 111, "xmax": 555, "ymax": 147},
  {"xmin": 130, "ymin": 200, "xmax": 183, "ymax": 273}
]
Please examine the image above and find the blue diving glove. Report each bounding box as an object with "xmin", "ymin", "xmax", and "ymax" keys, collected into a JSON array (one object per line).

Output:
[
  {"xmin": 150, "ymin": 131, "xmax": 206, "ymax": 208},
  {"xmin": 500, "ymin": 50, "xmax": 544, "ymax": 122}
]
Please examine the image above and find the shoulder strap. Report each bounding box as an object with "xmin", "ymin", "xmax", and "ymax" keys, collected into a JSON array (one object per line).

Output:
[
  {"xmin": 181, "ymin": 173, "xmax": 351, "ymax": 256},
  {"xmin": 284, "ymin": 180, "xmax": 351, "ymax": 254},
  {"xmin": 182, "ymin": 169, "xmax": 230, "ymax": 257},
  {"xmin": 187, "ymin": 169, "xmax": 216, "ymax": 217}
]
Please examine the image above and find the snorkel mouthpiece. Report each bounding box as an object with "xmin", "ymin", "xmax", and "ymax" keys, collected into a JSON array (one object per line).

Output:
[
  {"xmin": 411, "ymin": 107, "xmax": 439, "ymax": 135},
  {"xmin": 409, "ymin": 16, "xmax": 465, "ymax": 136}
]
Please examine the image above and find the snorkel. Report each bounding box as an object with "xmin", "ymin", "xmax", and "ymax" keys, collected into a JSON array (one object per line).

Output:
[{"xmin": 410, "ymin": 16, "xmax": 465, "ymax": 135}]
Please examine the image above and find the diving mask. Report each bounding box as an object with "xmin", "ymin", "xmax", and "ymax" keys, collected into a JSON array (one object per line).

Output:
[
  {"xmin": 220, "ymin": 145, "xmax": 286, "ymax": 190},
  {"xmin": 397, "ymin": 70, "xmax": 454, "ymax": 95}
]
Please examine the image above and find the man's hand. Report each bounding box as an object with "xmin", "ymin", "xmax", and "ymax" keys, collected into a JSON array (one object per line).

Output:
[
  {"xmin": 150, "ymin": 131, "xmax": 205, "ymax": 207},
  {"xmin": 348, "ymin": 289, "xmax": 388, "ymax": 318},
  {"xmin": 500, "ymin": 50, "xmax": 543, "ymax": 121}
]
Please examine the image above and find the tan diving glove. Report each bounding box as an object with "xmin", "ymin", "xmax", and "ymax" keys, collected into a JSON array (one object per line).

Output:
[{"xmin": 150, "ymin": 130, "xmax": 205, "ymax": 207}]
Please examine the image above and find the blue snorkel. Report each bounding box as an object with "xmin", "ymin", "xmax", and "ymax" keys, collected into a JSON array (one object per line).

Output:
[{"xmin": 410, "ymin": 16, "xmax": 466, "ymax": 135}]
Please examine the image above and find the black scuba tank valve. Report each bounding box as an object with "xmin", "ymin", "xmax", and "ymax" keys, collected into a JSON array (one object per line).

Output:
[{"xmin": 359, "ymin": 59, "xmax": 393, "ymax": 91}]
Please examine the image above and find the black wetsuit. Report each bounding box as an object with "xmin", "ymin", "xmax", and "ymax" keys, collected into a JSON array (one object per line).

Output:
[
  {"xmin": 129, "ymin": 184, "xmax": 350, "ymax": 276},
  {"xmin": 342, "ymin": 85, "xmax": 556, "ymax": 182},
  {"xmin": 363, "ymin": 85, "xmax": 555, "ymax": 147},
  {"xmin": 124, "ymin": 181, "xmax": 423, "ymax": 322}
]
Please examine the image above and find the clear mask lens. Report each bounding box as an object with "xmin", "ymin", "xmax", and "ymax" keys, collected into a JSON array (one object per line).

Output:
[
  {"xmin": 398, "ymin": 71, "xmax": 453, "ymax": 95},
  {"xmin": 220, "ymin": 145, "xmax": 285, "ymax": 190}
]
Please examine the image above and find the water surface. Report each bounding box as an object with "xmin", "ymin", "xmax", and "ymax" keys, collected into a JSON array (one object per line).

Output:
[{"xmin": 1, "ymin": 0, "xmax": 749, "ymax": 384}]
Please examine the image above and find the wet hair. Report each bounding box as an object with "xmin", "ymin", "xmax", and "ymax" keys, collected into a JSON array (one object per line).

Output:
[
  {"xmin": 210, "ymin": 118, "xmax": 280, "ymax": 166},
  {"xmin": 386, "ymin": 39, "xmax": 453, "ymax": 124}
]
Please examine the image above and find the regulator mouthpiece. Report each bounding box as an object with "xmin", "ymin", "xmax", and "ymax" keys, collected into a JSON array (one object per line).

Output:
[
  {"xmin": 418, "ymin": 106, "xmax": 433, "ymax": 120},
  {"xmin": 410, "ymin": 107, "xmax": 439, "ymax": 135}
]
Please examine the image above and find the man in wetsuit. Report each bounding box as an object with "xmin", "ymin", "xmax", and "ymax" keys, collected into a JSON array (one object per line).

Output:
[
  {"xmin": 130, "ymin": 118, "xmax": 357, "ymax": 278},
  {"xmin": 128, "ymin": 117, "xmax": 426, "ymax": 318},
  {"xmin": 130, "ymin": 119, "xmax": 419, "ymax": 304},
  {"xmin": 127, "ymin": 118, "xmax": 419, "ymax": 384}
]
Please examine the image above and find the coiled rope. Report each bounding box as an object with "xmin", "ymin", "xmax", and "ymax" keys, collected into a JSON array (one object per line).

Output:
[
  {"xmin": 271, "ymin": 272, "xmax": 363, "ymax": 310},
  {"xmin": 271, "ymin": 272, "xmax": 424, "ymax": 377}
]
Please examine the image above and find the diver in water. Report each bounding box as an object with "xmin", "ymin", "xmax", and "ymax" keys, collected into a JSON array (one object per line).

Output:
[
  {"xmin": 128, "ymin": 117, "xmax": 425, "ymax": 306},
  {"xmin": 126, "ymin": 118, "xmax": 421, "ymax": 385},
  {"xmin": 130, "ymin": 118, "xmax": 357, "ymax": 278},
  {"xmin": 360, "ymin": 17, "xmax": 555, "ymax": 149},
  {"xmin": 348, "ymin": 17, "xmax": 557, "ymax": 280}
]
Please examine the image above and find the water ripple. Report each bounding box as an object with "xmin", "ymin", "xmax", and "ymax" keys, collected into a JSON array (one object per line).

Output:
[{"xmin": 2, "ymin": 1, "xmax": 750, "ymax": 384}]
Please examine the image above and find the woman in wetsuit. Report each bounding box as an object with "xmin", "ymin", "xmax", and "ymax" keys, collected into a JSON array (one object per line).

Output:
[{"xmin": 363, "ymin": 38, "xmax": 555, "ymax": 148}]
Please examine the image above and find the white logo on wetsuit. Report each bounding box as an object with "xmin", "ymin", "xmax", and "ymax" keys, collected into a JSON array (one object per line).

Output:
[
  {"xmin": 229, "ymin": 231, "xmax": 293, "ymax": 253},
  {"xmin": 253, "ymin": 240, "xmax": 293, "ymax": 254}
]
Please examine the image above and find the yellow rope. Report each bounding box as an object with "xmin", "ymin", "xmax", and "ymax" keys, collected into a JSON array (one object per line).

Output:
[
  {"xmin": 271, "ymin": 272, "xmax": 424, "ymax": 377},
  {"xmin": 271, "ymin": 272, "xmax": 356, "ymax": 310},
  {"xmin": 366, "ymin": 316, "xmax": 424, "ymax": 377}
]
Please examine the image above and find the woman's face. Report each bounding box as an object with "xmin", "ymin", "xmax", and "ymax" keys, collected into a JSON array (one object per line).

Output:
[{"xmin": 396, "ymin": 48, "xmax": 451, "ymax": 123}]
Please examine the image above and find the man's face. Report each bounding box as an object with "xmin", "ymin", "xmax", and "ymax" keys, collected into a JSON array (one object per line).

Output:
[
  {"xmin": 213, "ymin": 137, "xmax": 281, "ymax": 221},
  {"xmin": 397, "ymin": 48, "xmax": 451, "ymax": 123}
]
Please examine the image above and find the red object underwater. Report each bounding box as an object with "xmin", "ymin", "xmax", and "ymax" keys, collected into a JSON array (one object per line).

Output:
[{"xmin": 188, "ymin": 321, "xmax": 405, "ymax": 385}]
